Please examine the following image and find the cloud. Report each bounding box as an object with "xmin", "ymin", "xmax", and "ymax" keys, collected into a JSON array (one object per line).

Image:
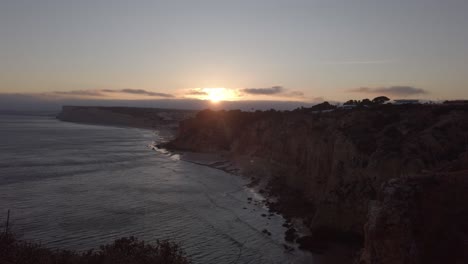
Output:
[
  {"xmin": 103, "ymin": 89, "xmax": 174, "ymax": 98},
  {"xmin": 348, "ymin": 86, "xmax": 428, "ymax": 97},
  {"xmin": 241, "ymin": 86, "xmax": 306, "ymax": 99},
  {"xmin": 186, "ymin": 89, "xmax": 208, "ymax": 96},
  {"xmin": 242, "ymin": 86, "xmax": 284, "ymax": 95},
  {"xmin": 48, "ymin": 88, "xmax": 174, "ymax": 98},
  {"xmin": 53, "ymin": 90, "xmax": 104, "ymax": 96},
  {"xmin": 285, "ymin": 91, "xmax": 304, "ymax": 97}
]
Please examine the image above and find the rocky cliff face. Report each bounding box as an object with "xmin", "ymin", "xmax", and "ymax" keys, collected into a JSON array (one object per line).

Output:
[
  {"xmin": 165, "ymin": 104, "xmax": 468, "ymax": 262},
  {"xmin": 360, "ymin": 162, "xmax": 468, "ymax": 264}
]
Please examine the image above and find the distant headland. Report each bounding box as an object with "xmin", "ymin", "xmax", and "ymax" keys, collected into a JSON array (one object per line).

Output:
[{"xmin": 57, "ymin": 105, "xmax": 196, "ymax": 131}]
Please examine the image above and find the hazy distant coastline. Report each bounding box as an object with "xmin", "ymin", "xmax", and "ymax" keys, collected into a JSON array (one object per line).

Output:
[{"xmin": 57, "ymin": 105, "xmax": 196, "ymax": 132}]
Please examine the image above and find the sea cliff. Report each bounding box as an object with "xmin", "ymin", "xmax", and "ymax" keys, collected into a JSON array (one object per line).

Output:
[
  {"xmin": 57, "ymin": 106, "xmax": 195, "ymax": 131},
  {"xmin": 164, "ymin": 104, "xmax": 468, "ymax": 263}
]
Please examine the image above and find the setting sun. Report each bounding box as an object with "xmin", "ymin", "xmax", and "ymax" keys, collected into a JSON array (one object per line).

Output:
[
  {"xmin": 197, "ymin": 87, "xmax": 239, "ymax": 103},
  {"xmin": 206, "ymin": 88, "xmax": 226, "ymax": 103}
]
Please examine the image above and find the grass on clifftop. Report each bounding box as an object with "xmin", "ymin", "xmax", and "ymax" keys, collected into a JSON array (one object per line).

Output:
[{"xmin": 0, "ymin": 232, "xmax": 191, "ymax": 264}]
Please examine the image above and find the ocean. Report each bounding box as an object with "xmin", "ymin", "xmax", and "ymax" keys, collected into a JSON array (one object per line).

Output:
[{"xmin": 0, "ymin": 114, "xmax": 314, "ymax": 264}]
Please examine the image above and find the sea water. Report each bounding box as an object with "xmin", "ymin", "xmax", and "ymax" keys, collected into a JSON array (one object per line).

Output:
[{"xmin": 0, "ymin": 114, "xmax": 315, "ymax": 264}]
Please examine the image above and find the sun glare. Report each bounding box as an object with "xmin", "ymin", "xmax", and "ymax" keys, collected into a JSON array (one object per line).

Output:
[
  {"xmin": 205, "ymin": 88, "xmax": 228, "ymax": 103},
  {"xmin": 188, "ymin": 87, "xmax": 239, "ymax": 103}
]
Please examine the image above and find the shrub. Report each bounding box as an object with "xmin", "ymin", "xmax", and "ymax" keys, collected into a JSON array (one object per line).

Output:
[{"xmin": 0, "ymin": 232, "xmax": 191, "ymax": 264}]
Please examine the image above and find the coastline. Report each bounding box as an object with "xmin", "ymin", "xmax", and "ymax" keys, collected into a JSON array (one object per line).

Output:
[
  {"xmin": 154, "ymin": 143, "xmax": 360, "ymax": 260},
  {"xmin": 52, "ymin": 116, "xmax": 329, "ymax": 261},
  {"xmin": 52, "ymin": 104, "xmax": 468, "ymax": 263},
  {"xmin": 7, "ymin": 115, "xmax": 319, "ymax": 263}
]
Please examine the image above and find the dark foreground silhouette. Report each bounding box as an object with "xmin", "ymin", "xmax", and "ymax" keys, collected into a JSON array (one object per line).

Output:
[{"xmin": 0, "ymin": 232, "xmax": 191, "ymax": 264}]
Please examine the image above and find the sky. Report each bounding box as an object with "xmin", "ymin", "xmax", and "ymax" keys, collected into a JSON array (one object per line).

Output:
[{"xmin": 1, "ymin": 0, "xmax": 467, "ymax": 110}]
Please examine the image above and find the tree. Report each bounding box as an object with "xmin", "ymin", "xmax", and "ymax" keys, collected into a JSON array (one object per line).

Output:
[
  {"xmin": 360, "ymin": 98, "xmax": 373, "ymax": 106},
  {"xmin": 344, "ymin": 100, "xmax": 356, "ymax": 105},
  {"xmin": 372, "ymin": 96, "xmax": 390, "ymax": 105},
  {"xmin": 310, "ymin": 101, "xmax": 336, "ymax": 111}
]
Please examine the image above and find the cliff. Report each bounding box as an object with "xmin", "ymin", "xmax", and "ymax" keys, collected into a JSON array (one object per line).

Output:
[
  {"xmin": 57, "ymin": 106, "xmax": 195, "ymax": 130},
  {"xmin": 165, "ymin": 104, "xmax": 468, "ymax": 263},
  {"xmin": 360, "ymin": 168, "xmax": 468, "ymax": 264}
]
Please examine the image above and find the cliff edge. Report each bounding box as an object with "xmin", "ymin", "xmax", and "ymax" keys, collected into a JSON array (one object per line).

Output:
[{"xmin": 165, "ymin": 104, "xmax": 468, "ymax": 263}]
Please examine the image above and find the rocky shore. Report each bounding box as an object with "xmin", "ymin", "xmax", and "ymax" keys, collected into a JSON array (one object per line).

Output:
[{"xmin": 163, "ymin": 104, "xmax": 468, "ymax": 263}]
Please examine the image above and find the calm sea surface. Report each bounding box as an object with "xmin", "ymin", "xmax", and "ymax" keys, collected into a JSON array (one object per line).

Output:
[{"xmin": 0, "ymin": 114, "xmax": 315, "ymax": 264}]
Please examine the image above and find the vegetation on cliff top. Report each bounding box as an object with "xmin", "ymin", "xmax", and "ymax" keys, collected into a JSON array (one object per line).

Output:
[{"xmin": 0, "ymin": 232, "xmax": 191, "ymax": 264}]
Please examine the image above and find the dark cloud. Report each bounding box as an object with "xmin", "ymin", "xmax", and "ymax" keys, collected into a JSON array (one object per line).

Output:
[
  {"xmin": 186, "ymin": 89, "xmax": 208, "ymax": 96},
  {"xmin": 242, "ymin": 86, "xmax": 284, "ymax": 95},
  {"xmin": 103, "ymin": 89, "xmax": 174, "ymax": 98},
  {"xmin": 241, "ymin": 86, "xmax": 306, "ymax": 98},
  {"xmin": 348, "ymin": 86, "xmax": 428, "ymax": 97},
  {"xmin": 285, "ymin": 91, "xmax": 305, "ymax": 97},
  {"xmin": 53, "ymin": 90, "xmax": 104, "ymax": 96},
  {"xmin": 50, "ymin": 89, "xmax": 174, "ymax": 98}
]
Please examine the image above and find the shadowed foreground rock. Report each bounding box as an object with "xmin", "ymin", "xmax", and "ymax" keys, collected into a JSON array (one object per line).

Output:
[
  {"xmin": 0, "ymin": 233, "xmax": 191, "ymax": 264},
  {"xmin": 359, "ymin": 170, "xmax": 468, "ymax": 264}
]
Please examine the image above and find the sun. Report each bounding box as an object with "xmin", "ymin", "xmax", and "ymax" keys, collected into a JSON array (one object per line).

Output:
[
  {"xmin": 205, "ymin": 88, "xmax": 228, "ymax": 103},
  {"xmin": 189, "ymin": 87, "xmax": 238, "ymax": 103}
]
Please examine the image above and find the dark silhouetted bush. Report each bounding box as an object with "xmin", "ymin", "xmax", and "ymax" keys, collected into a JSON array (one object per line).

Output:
[
  {"xmin": 0, "ymin": 232, "xmax": 191, "ymax": 264},
  {"xmin": 372, "ymin": 96, "xmax": 390, "ymax": 104}
]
